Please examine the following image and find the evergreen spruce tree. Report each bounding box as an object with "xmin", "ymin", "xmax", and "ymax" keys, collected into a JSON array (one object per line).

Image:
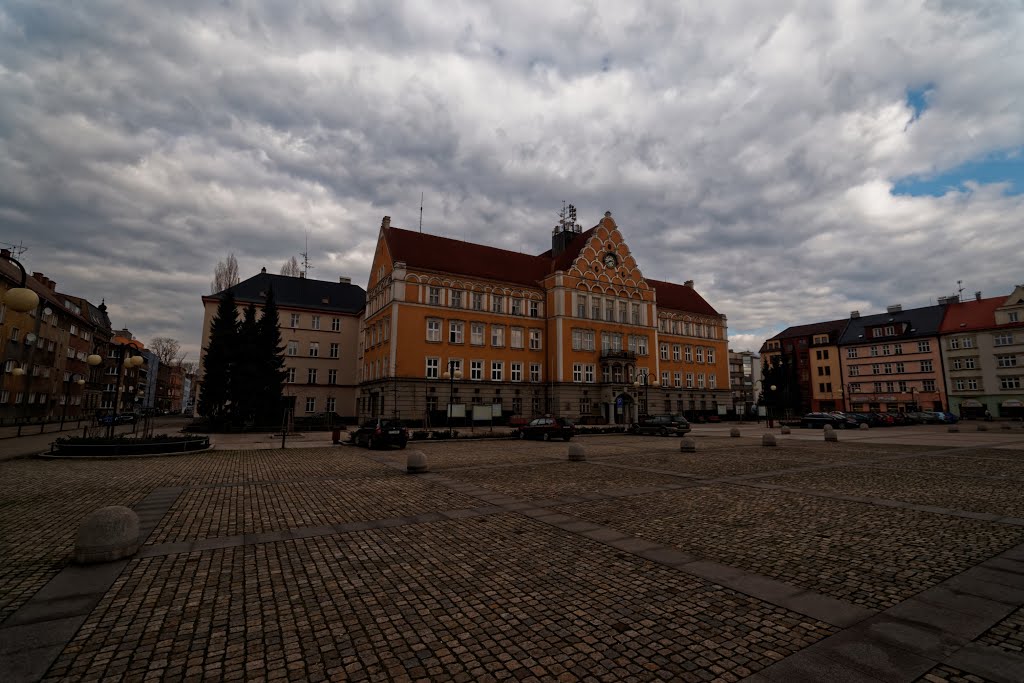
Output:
[
  {"xmin": 198, "ymin": 290, "xmax": 238, "ymax": 424},
  {"xmin": 230, "ymin": 303, "xmax": 261, "ymax": 426},
  {"xmin": 256, "ymin": 287, "xmax": 287, "ymax": 425}
]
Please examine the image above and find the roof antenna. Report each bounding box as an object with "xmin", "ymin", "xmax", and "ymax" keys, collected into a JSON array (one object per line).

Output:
[
  {"xmin": 419, "ymin": 192, "xmax": 424, "ymax": 233},
  {"xmin": 957, "ymin": 279, "xmax": 964, "ymax": 302},
  {"xmin": 300, "ymin": 232, "xmax": 314, "ymax": 277}
]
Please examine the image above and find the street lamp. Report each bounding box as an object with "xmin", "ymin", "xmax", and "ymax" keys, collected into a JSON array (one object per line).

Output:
[
  {"xmin": 1, "ymin": 253, "xmax": 40, "ymax": 314},
  {"xmin": 633, "ymin": 371, "xmax": 659, "ymax": 419},
  {"xmin": 768, "ymin": 384, "xmax": 777, "ymax": 428},
  {"xmin": 442, "ymin": 361, "xmax": 462, "ymax": 433},
  {"xmin": 103, "ymin": 341, "xmax": 144, "ymax": 438}
]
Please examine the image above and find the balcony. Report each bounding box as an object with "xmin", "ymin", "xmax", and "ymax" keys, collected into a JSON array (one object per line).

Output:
[{"xmin": 599, "ymin": 350, "xmax": 636, "ymax": 362}]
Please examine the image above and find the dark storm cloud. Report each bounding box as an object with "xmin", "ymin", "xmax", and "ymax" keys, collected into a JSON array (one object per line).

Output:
[{"xmin": 0, "ymin": 1, "xmax": 1021, "ymax": 357}]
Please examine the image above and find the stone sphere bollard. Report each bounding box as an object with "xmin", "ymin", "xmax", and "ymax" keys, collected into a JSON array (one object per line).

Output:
[
  {"xmin": 859, "ymin": 423, "xmax": 869, "ymax": 430},
  {"xmin": 406, "ymin": 450, "xmax": 428, "ymax": 473},
  {"xmin": 75, "ymin": 506, "xmax": 140, "ymax": 564},
  {"xmin": 824, "ymin": 426, "xmax": 838, "ymax": 442},
  {"xmin": 948, "ymin": 425, "xmax": 959, "ymax": 433},
  {"xmin": 680, "ymin": 438, "xmax": 697, "ymax": 453},
  {"xmin": 729, "ymin": 427, "xmax": 741, "ymax": 438},
  {"xmin": 761, "ymin": 433, "xmax": 777, "ymax": 447},
  {"xmin": 780, "ymin": 426, "xmax": 791, "ymax": 435},
  {"xmin": 568, "ymin": 444, "xmax": 586, "ymax": 461},
  {"xmin": 977, "ymin": 424, "xmax": 988, "ymax": 432}
]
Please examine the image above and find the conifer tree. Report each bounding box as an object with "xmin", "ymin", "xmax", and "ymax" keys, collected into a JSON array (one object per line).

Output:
[
  {"xmin": 256, "ymin": 287, "xmax": 287, "ymax": 424},
  {"xmin": 230, "ymin": 303, "xmax": 260, "ymax": 425},
  {"xmin": 198, "ymin": 290, "xmax": 238, "ymax": 424}
]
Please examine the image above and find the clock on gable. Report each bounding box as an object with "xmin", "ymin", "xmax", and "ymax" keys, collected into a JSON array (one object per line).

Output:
[{"xmin": 603, "ymin": 252, "xmax": 618, "ymax": 268}]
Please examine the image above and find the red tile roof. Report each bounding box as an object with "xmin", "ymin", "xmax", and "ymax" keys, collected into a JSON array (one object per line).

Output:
[
  {"xmin": 940, "ymin": 296, "xmax": 1010, "ymax": 332},
  {"xmin": 769, "ymin": 319, "xmax": 849, "ymax": 341},
  {"xmin": 644, "ymin": 279, "xmax": 720, "ymax": 316}
]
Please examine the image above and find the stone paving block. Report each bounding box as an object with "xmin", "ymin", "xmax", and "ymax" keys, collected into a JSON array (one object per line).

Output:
[
  {"xmin": 799, "ymin": 630, "xmax": 937, "ymax": 682},
  {"xmin": 759, "ymin": 650, "xmax": 885, "ymax": 682},
  {"xmin": 859, "ymin": 616, "xmax": 967, "ymax": 660},
  {"xmin": 944, "ymin": 642, "xmax": 1024, "ymax": 683},
  {"xmin": 0, "ymin": 615, "xmax": 86, "ymax": 653},
  {"xmin": 885, "ymin": 599, "xmax": 1001, "ymax": 640}
]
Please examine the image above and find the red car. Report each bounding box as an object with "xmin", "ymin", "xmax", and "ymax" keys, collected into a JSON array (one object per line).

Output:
[{"xmin": 516, "ymin": 417, "xmax": 575, "ymax": 441}]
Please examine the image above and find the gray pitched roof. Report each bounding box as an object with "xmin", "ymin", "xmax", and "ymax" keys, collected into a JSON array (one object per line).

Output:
[
  {"xmin": 837, "ymin": 304, "xmax": 947, "ymax": 345},
  {"xmin": 209, "ymin": 273, "xmax": 366, "ymax": 314}
]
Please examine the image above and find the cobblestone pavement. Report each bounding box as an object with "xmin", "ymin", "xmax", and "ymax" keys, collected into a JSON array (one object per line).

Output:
[{"xmin": 2, "ymin": 433, "xmax": 1024, "ymax": 681}]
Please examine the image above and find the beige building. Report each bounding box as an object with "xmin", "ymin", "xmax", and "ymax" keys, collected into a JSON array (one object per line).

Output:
[{"xmin": 199, "ymin": 269, "xmax": 365, "ymax": 419}]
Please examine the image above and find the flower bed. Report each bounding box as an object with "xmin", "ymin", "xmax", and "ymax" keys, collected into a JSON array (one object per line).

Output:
[{"xmin": 48, "ymin": 434, "xmax": 211, "ymax": 457}]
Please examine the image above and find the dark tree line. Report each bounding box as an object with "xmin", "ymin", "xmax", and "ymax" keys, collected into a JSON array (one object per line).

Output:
[
  {"xmin": 198, "ymin": 288, "xmax": 287, "ymax": 427},
  {"xmin": 761, "ymin": 351, "xmax": 803, "ymax": 419}
]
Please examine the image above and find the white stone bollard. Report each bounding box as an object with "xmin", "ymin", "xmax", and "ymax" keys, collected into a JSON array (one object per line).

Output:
[
  {"xmin": 75, "ymin": 506, "xmax": 140, "ymax": 564},
  {"xmin": 568, "ymin": 444, "xmax": 586, "ymax": 461},
  {"xmin": 680, "ymin": 438, "xmax": 697, "ymax": 453},
  {"xmin": 406, "ymin": 450, "xmax": 428, "ymax": 473},
  {"xmin": 859, "ymin": 423, "xmax": 869, "ymax": 430},
  {"xmin": 761, "ymin": 434, "xmax": 777, "ymax": 447},
  {"xmin": 729, "ymin": 427, "xmax": 741, "ymax": 438},
  {"xmin": 824, "ymin": 425, "xmax": 838, "ymax": 442},
  {"xmin": 780, "ymin": 426, "xmax": 791, "ymax": 435}
]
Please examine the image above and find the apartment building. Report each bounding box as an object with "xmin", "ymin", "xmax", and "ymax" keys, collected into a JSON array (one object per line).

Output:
[
  {"xmin": 199, "ymin": 270, "xmax": 365, "ymax": 419},
  {"xmin": 761, "ymin": 319, "xmax": 848, "ymax": 413},
  {"xmin": 359, "ymin": 210, "xmax": 730, "ymax": 425},
  {"xmin": 837, "ymin": 305, "xmax": 949, "ymax": 413},
  {"xmin": 728, "ymin": 350, "xmax": 759, "ymax": 417},
  {"xmin": 940, "ymin": 286, "xmax": 1024, "ymax": 419}
]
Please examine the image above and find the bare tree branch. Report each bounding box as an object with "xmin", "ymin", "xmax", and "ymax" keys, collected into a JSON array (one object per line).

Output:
[
  {"xmin": 280, "ymin": 256, "xmax": 301, "ymax": 276},
  {"xmin": 211, "ymin": 253, "xmax": 240, "ymax": 293},
  {"xmin": 149, "ymin": 337, "xmax": 182, "ymax": 365}
]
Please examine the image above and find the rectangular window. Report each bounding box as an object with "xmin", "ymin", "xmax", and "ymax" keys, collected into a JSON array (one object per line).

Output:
[
  {"xmin": 673, "ymin": 372, "xmax": 682, "ymax": 388},
  {"xmin": 449, "ymin": 321, "xmax": 464, "ymax": 344},
  {"xmin": 428, "ymin": 287, "xmax": 441, "ymax": 305},
  {"xmin": 425, "ymin": 357, "xmax": 439, "ymax": 379},
  {"xmin": 305, "ymin": 397, "xmax": 316, "ymax": 413},
  {"xmin": 696, "ymin": 347, "xmax": 704, "ymax": 363},
  {"xmin": 920, "ymin": 360, "xmax": 933, "ymax": 372},
  {"xmin": 618, "ymin": 302, "xmax": 628, "ymax": 323},
  {"xmin": 882, "ymin": 345, "xmax": 891, "ymax": 356},
  {"xmin": 491, "ymin": 325, "xmax": 505, "ymax": 347},
  {"xmin": 511, "ymin": 298, "xmax": 523, "ymax": 316},
  {"xmin": 309, "ymin": 342, "xmax": 319, "ymax": 357},
  {"xmin": 331, "ymin": 317, "xmax": 341, "ymax": 332},
  {"xmin": 592, "ymin": 299, "xmax": 601, "ymax": 320},
  {"xmin": 285, "ymin": 340, "xmax": 298, "ymax": 357},
  {"xmin": 311, "ymin": 315, "xmax": 320, "ymax": 330},
  {"xmin": 898, "ymin": 381, "xmax": 908, "ymax": 392},
  {"xmin": 451, "ymin": 290, "xmax": 463, "ymax": 308},
  {"xmin": 308, "ymin": 368, "xmax": 317, "ymax": 384},
  {"xmin": 963, "ymin": 357, "xmax": 976, "ymax": 369},
  {"xmin": 997, "ymin": 355, "xmax": 1018, "ymax": 368},
  {"xmin": 1010, "ymin": 312, "xmax": 1020, "ymax": 322},
  {"xmin": 1000, "ymin": 376, "xmax": 1022, "ymax": 389},
  {"xmin": 636, "ymin": 336, "xmax": 647, "ymax": 355},
  {"xmin": 894, "ymin": 362, "xmax": 905, "ymax": 373},
  {"xmin": 949, "ymin": 338, "xmax": 960, "ymax": 350},
  {"xmin": 847, "ymin": 348, "xmax": 858, "ymax": 359},
  {"xmin": 577, "ymin": 295, "xmax": 587, "ymax": 318},
  {"xmin": 573, "ymin": 363, "xmax": 583, "ymax": 383},
  {"xmin": 470, "ymin": 323, "xmax": 485, "ymax": 346},
  {"xmin": 922, "ymin": 379, "xmax": 936, "ymax": 392},
  {"xmin": 511, "ymin": 327, "xmax": 524, "ymax": 349},
  {"xmin": 511, "ymin": 362, "xmax": 523, "ymax": 382},
  {"xmin": 706, "ymin": 348, "xmax": 715, "ymax": 363},
  {"xmin": 660, "ymin": 344, "xmax": 669, "ymax": 361},
  {"xmin": 579, "ymin": 397, "xmax": 591, "ymax": 415},
  {"xmin": 328, "ymin": 369, "xmax": 337, "ymax": 385},
  {"xmin": 672, "ymin": 345, "xmax": 681, "ymax": 361},
  {"xmin": 325, "ymin": 397, "xmax": 336, "ymax": 413},
  {"xmin": 662, "ymin": 371, "xmax": 671, "ymax": 386},
  {"xmin": 883, "ymin": 363, "xmax": 892, "ymax": 374},
  {"xmin": 849, "ymin": 366, "xmax": 860, "ymax": 376},
  {"xmin": 472, "ymin": 293, "xmax": 484, "ymax": 311},
  {"xmin": 426, "ymin": 319, "xmax": 441, "ymax": 342},
  {"xmin": 871, "ymin": 364, "xmax": 881, "ymax": 374},
  {"xmin": 529, "ymin": 329, "xmax": 542, "ymax": 350},
  {"xmin": 967, "ymin": 378, "xmax": 979, "ymax": 390},
  {"xmin": 328, "ymin": 343, "xmax": 339, "ymax": 359},
  {"xmin": 685, "ymin": 373, "xmax": 694, "ymax": 388},
  {"xmin": 529, "ymin": 363, "xmax": 541, "ymax": 382},
  {"xmin": 885, "ymin": 381, "xmax": 895, "ymax": 393},
  {"xmin": 954, "ymin": 379, "xmax": 965, "ymax": 391},
  {"xmin": 491, "ymin": 295, "xmax": 504, "ymax": 314},
  {"xmin": 697, "ymin": 373, "xmax": 705, "ymax": 389},
  {"xmin": 870, "ymin": 346, "xmax": 879, "ymax": 356},
  {"xmin": 290, "ymin": 314, "xmax": 300, "ymax": 328},
  {"xmin": 917, "ymin": 341, "xmax": 931, "ymax": 353},
  {"xmin": 286, "ymin": 368, "xmax": 296, "ymax": 383},
  {"xmin": 584, "ymin": 365, "xmax": 595, "ymax": 383},
  {"xmin": 470, "ymin": 360, "xmax": 483, "ymax": 381},
  {"xmin": 529, "ymin": 300, "xmax": 539, "ymax": 317},
  {"xmin": 873, "ymin": 382, "xmax": 882, "ymax": 393}
]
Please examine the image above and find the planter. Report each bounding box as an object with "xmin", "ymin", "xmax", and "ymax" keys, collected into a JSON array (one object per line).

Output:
[{"xmin": 48, "ymin": 435, "xmax": 211, "ymax": 457}]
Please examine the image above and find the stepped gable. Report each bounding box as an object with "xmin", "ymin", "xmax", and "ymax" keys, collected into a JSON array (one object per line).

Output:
[
  {"xmin": 647, "ymin": 278, "xmax": 720, "ymax": 316},
  {"xmin": 212, "ymin": 272, "xmax": 366, "ymax": 314}
]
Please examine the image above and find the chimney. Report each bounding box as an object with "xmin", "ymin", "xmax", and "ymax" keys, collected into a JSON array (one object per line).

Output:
[
  {"xmin": 850, "ymin": 310, "xmax": 860, "ymax": 318},
  {"xmin": 261, "ymin": 266, "xmax": 267, "ymax": 274},
  {"xmin": 299, "ymin": 271, "xmax": 305, "ymax": 279},
  {"xmin": 381, "ymin": 216, "xmax": 391, "ymax": 230},
  {"xmin": 886, "ymin": 304, "xmax": 902, "ymax": 314},
  {"xmin": 339, "ymin": 276, "xmax": 351, "ymax": 284},
  {"xmin": 1, "ymin": 248, "xmax": 9, "ymax": 259},
  {"xmin": 975, "ymin": 291, "xmax": 981, "ymax": 301}
]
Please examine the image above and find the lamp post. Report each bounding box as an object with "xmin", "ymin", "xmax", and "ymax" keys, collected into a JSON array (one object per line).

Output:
[
  {"xmin": 442, "ymin": 361, "xmax": 462, "ymax": 434},
  {"xmin": 104, "ymin": 342, "xmax": 144, "ymax": 438},
  {"xmin": 633, "ymin": 371, "xmax": 659, "ymax": 420},
  {"xmin": 768, "ymin": 384, "xmax": 777, "ymax": 428}
]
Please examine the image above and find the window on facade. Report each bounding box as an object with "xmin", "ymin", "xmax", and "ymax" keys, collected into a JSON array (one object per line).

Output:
[
  {"xmin": 449, "ymin": 321, "xmax": 464, "ymax": 344},
  {"xmin": 870, "ymin": 346, "xmax": 879, "ymax": 356},
  {"xmin": 305, "ymin": 397, "xmax": 316, "ymax": 413},
  {"xmin": 511, "ymin": 362, "xmax": 523, "ymax": 382},
  {"xmin": 631, "ymin": 303, "xmax": 641, "ymax": 325},
  {"xmin": 917, "ymin": 341, "xmax": 931, "ymax": 353},
  {"xmin": 286, "ymin": 368, "xmax": 296, "ymax": 383},
  {"xmin": 605, "ymin": 301, "xmax": 614, "ymax": 322},
  {"xmin": 994, "ymin": 333, "xmax": 1014, "ymax": 346},
  {"xmin": 308, "ymin": 342, "xmax": 318, "ymax": 357},
  {"xmin": 491, "ymin": 326, "xmax": 505, "ymax": 347},
  {"xmin": 584, "ymin": 365, "xmax": 595, "ymax": 383},
  {"xmin": 331, "ymin": 317, "xmax": 341, "ymax": 332},
  {"xmin": 529, "ymin": 329, "xmax": 542, "ymax": 350},
  {"xmin": 922, "ymin": 379, "xmax": 936, "ymax": 391},
  {"xmin": 696, "ymin": 373, "xmax": 705, "ymax": 389},
  {"xmin": 672, "ymin": 345, "xmax": 681, "ymax": 361},
  {"xmin": 579, "ymin": 397, "xmax": 591, "ymax": 415},
  {"xmin": 472, "ymin": 293, "xmax": 484, "ymax": 310},
  {"xmin": 428, "ymin": 287, "xmax": 441, "ymax": 305},
  {"xmin": 618, "ymin": 302, "xmax": 628, "ymax": 323},
  {"xmin": 529, "ymin": 363, "xmax": 541, "ymax": 382},
  {"xmin": 470, "ymin": 360, "xmax": 483, "ymax": 381},
  {"xmin": 424, "ymin": 319, "xmax": 440, "ymax": 343},
  {"xmin": 425, "ymin": 357, "xmax": 439, "ymax": 379},
  {"xmin": 920, "ymin": 360, "xmax": 933, "ymax": 372},
  {"xmin": 308, "ymin": 368, "xmax": 317, "ymax": 384},
  {"xmin": 894, "ymin": 362, "xmax": 904, "ymax": 373},
  {"xmin": 573, "ymin": 364, "xmax": 583, "ymax": 383},
  {"xmin": 451, "ymin": 290, "xmax": 463, "ymax": 308},
  {"xmin": 997, "ymin": 355, "xmax": 1018, "ymax": 368},
  {"xmin": 470, "ymin": 323, "xmax": 484, "ymax": 345},
  {"xmin": 328, "ymin": 369, "xmax": 337, "ymax": 385},
  {"xmin": 967, "ymin": 378, "xmax": 979, "ymax": 390},
  {"xmin": 660, "ymin": 344, "xmax": 669, "ymax": 361},
  {"xmin": 883, "ymin": 363, "xmax": 892, "ymax": 374},
  {"xmin": 511, "ymin": 298, "xmax": 523, "ymax": 316},
  {"xmin": 696, "ymin": 347, "xmax": 704, "ymax": 363},
  {"xmin": 592, "ymin": 299, "xmax": 601, "ymax": 320},
  {"xmin": 529, "ymin": 300, "xmax": 540, "ymax": 317},
  {"xmin": 326, "ymin": 343, "xmax": 338, "ymax": 359},
  {"xmin": 511, "ymin": 327, "xmax": 524, "ymax": 349},
  {"xmin": 310, "ymin": 315, "xmax": 320, "ymax": 330},
  {"xmin": 491, "ymin": 295, "xmax": 504, "ymax": 314},
  {"xmin": 577, "ymin": 295, "xmax": 587, "ymax": 318},
  {"xmin": 849, "ymin": 366, "xmax": 859, "ymax": 376},
  {"xmin": 1000, "ymin": 376, "xmax": 1021, "ymax": 389},
  {"xmin": 673, "ymin": 372, "xmax": 682, "ymax": 387},
  {"xmin": 1009, "ymin": 312, "xmax": 1020, "ymax": 322},
  {"xmin": 707, "ymin": 348, "xmax": 715, "ymax": 363},
  {"xmin": 949, "ymin": 338, "xmax": 960, "ymax": 350},
  {"xmin": 871, "ymin": 364, "xmax": 880, "ymax": 374}
]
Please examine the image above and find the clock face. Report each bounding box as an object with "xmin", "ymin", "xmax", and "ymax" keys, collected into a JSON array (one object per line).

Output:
[{"xmin": 603, "ymin": 252, "xmax": 618, "ymax": 268}]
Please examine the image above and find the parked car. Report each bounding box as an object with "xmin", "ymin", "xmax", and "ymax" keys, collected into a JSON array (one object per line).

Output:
[
  {"xmin": 800, "ymin": 412, "xmax": 858, "ymax": 429},
  {"xmin": 351, "ymin": 418, "xmax": 408, "ymax": 449},
  {"xmin": 631, "ymin": 414, "xmax": 691, "ymax": 436},
  {"xmin": 516, "ymin": 417, "xmax": 575, "ymax": 441},
  {"xmin": 834, "ymin": 412, "xmax": 871, "ymax": 427},
  {"xmin": 98, "ymin": 413, "xmax": 136, "ymax": 425},
  {"xmin": 869, "ymin": 412, "xmax": 896, "ymax": 426},
  {"xmin": 939, "ymin": 411, "xmax": 959, "ymax": 424}
]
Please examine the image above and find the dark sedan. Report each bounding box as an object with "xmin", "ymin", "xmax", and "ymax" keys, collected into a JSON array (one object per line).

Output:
[
  {"xmin": 517, "ymin": 417, "xmax": 575, "ymax": 441},
  {"xmin": 631, "ymin": 414, "xmax": 691, "ymax": 436},
  {"xmin": 351, "ymin": 418, "xmax": 408, "ymax": 449},
  {"xmin": 800, "ymin": 412, "xmax": 858, "ymax": 429}
]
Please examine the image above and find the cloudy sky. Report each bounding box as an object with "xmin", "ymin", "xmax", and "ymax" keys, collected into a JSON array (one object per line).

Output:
[{"xmin": 2, "ymin": 1, "xmax": 1022, "ymax": 359}]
